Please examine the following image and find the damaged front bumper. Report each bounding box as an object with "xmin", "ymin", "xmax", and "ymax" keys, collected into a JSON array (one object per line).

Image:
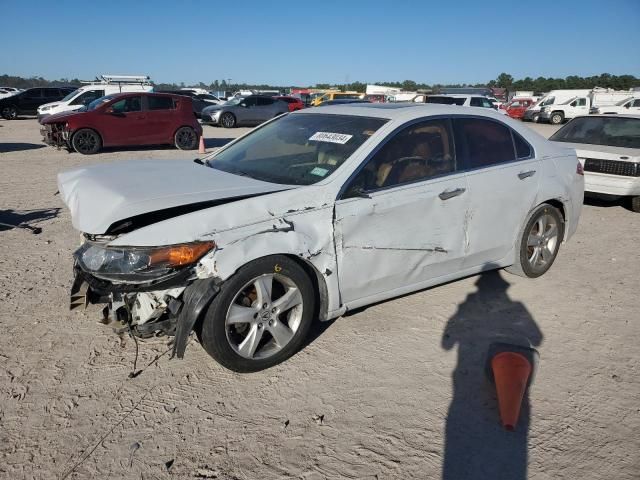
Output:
[
  {"xmin": 70, "ymin": 265, "xmax": 220, "ymax": 358},
  {"xmin": 41, "ymin": 123, "xmax": 71, "ymax": 149}
]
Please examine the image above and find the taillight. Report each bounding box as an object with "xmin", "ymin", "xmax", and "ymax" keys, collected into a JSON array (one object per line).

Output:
[{"xmin": 576, "ymin": 161, "xmax": 584, "ymax": 176}]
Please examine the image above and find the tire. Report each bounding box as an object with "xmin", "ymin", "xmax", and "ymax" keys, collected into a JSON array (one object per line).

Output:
[
  {"xmin": 550, "ymin": 112, "xmax": 564, "ymax": 125},
  {"xmin": 220, "ymin": 112, "xmax": 236, "ymax": 128},
  {"xmin": 1, "ymin": 105, "xmax": 18, "ymax": 120},
  {"xmin": 71, "ymin": 128, "xmax": 101, "ymax": 155},
  {"xmin": 630, "ymin": 196, "xmax": 640, "ymax": 213},
  {"xmin": 506, "ymin": 203, "xmax": 565, "ymax": 278},
  {"xmin": 200, "ymin": 255, "xmax": 316, "ymax": 372},
  {"xmin": 531, "ymin": 113, "xmax": 539, "ymax": 123},
  {"xmin": 174, "ymin": 126, "xmax": 198, "ymax": 150}
]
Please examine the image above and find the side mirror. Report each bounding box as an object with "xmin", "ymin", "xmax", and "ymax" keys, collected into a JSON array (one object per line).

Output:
[
  {"xmin": 105, "ymin": 107, "xmax": 114, "ymax": 114},
  {"xmin": 240, "ymin": 102, "xmax": 247, "ymax": 108},
  {"xmin": 625, "ymin": 103, "xmax": 631, "ymax": 109}
]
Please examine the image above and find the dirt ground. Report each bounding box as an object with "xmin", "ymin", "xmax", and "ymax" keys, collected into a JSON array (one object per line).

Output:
[{"xmin": 0, "ymin": 117, "xmax": 638, "ymax": 480}]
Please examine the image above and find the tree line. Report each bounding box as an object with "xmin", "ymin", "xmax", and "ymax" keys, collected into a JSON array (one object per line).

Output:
[{"xmin": 1, "ymin": 73, "xmax": 638, "ymax": 94}]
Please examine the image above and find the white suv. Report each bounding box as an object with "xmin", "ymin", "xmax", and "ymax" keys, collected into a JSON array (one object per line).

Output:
[{"xmin": 426, "ymin": 94, "xmax": 507, "ymax": 113}]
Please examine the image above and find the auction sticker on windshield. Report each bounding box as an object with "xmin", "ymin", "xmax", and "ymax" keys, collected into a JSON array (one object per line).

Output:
[{"xmin": 309, "ymin": 132, "xmax": 353, "ymax": 144}]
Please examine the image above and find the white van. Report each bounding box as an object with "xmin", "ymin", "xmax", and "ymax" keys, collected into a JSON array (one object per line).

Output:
[
  {"xmin": 523, "ymin": 89, "xmax": 591, "ymax": 122},
  {"xmin": 37, "ymin": 75, "xmax": 153, "ymax": 122},
  {"xmin": 538, "ymin": 88, "xmax": 639, "ymax": 124}
]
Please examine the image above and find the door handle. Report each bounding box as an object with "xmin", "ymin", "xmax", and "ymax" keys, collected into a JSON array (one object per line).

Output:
[
  {"xmin": 518, "ymin": 170, "xmax": 536, "ymax": 180},
  {"xmin": 439, "ymin": 188, "xmax": 466, "ymax": 200}
]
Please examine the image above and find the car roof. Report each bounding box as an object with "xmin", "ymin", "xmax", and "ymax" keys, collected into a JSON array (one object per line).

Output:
[
  {"xmin": 571, "ymin": 114, "xmax": 640, "ymax": 120},
  {"xmin": 293, "ymin": 103, "xmax": 506, "ymax": 121}
]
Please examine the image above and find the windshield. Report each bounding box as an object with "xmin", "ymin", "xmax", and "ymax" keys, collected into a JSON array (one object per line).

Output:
[
  {"xmin": 62, "ymin": 89, "xmax": 81, "ymax": 102},
  {"xmin": 224, "ymin": 97, "xmax": 243, "ymax": 106},
  {"xmin": 539, "ymin": 96, "xmax": 555, "ymax": 106},
  {"xmin": 550, "ymin": 116, "xmax": 640, "ymax": 149},
  {"xmin": 206, "ymin": 113, "xmax": 388, "ymax": 185},
  {"xmin": 86, "ymin": 94, "xmax": 116, "ymax": 111}
]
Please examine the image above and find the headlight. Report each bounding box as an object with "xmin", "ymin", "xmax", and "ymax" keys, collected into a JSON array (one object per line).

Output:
[
  {"xmin": 40, "ymin": 106, "xmax": 49, "ymax": 111},
  {"xmin": 540, "ymin": 107, "xmax": 547, "ymax": 112},
  {"xmin": 76, "ymin": 241, "xmax": 215, "ymax": 281}
]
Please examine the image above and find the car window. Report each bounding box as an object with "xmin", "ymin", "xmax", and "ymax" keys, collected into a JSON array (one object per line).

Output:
[
  {"xmin": 470, "ymin": 97, "xmax": 483, "ymax": 107},
  {"xmin": 347, "ymin": 118, "xmax": 456, "ymax": 193},
  {"xmin": 513, "ymin": 131, "xmax": 533, "ymax": 159},
  {"xmin": 148, "ymin": 95, "xmax": 175, "ymax": 110},
  {"xmin": 454, "ymin": 118, "xmax": 516, "ymax": 168},
  {"xmin": 243, "ymin": 97, "xmax": 258, "ymax": 107},
  {"xmin": 26, "ymin": 89, "xmax": 43, "ymax": 98},
  {"xmin": 110, "ymin": 96, "xmax": 142, "ymax": 113},
  {"xmin": 257, "ymin": 97, "xmax": 274, "ymax": 106},
  {"xmin": 70, "ymin": 90, "xmax": 105, "ymax": 106},
  {"xmin": 208, "ymin": 113, "xmax": 387, "ymax": 186},
  {"xmin": 632, "ymin": 99, "xmax": 640, "ymax": 108},
  {"xmin": 550, "ymin": 116, "xmax": 640, "ymax": 149}
]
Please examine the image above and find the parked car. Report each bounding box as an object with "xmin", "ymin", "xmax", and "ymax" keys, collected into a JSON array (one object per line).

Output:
[
  {"xmin": 275, "ymin": 96, "xmax": 305, "ymax": 112},
  {"xmin": 38, "ymin": 75, "xmax": 153, "ymax": 122},
  {"xmin": 590, "ymin": 97, "xmax": 640, "ymax": 115},
  {"xmin": 0, "ymin": 87, "xmax": 75, "ymax": 119},
  {"xmin": 549, "ymin": 115, "xmax": 640, "ymax": 211},
  {"xmin": 0, "ymin": 87, "xmax": 21, "ymax": 99},
  {"xmin": 200, "ymin": 95, "xmax": 288, "ymax": 127},
  {"xmin": 157, "ymin": 90, "xmax": 222, "ymax": 117},
  {"xmin": 310, "ymin": 91, "xmax": 363, "ymax": 106},
  {"xmin": 504, "ymin": 98, "xmax": 536, "ymax": 119},
  {"xmin": 41, "ymin": 92, "xmax": 202, "ymax": 154},
  {"xmin": 57, "ymin": 104, "xmax": 583, "ymax": 372},
  {"xmin": 426, "ymin": 95, "xmax": 504, "ymax": 112}
]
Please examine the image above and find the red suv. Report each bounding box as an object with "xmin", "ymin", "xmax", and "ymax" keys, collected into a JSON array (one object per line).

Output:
[
  {"xmin": 275, "ymin": 96, "xmax": 304, "ymax": 112},
  {"xmin": 41, "ymin": 92, "xmax": 203, "ymax": 154}
]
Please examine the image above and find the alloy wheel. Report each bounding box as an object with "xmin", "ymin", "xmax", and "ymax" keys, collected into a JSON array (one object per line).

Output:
[
  {"xmin": 225, "ymin": 273, "xmax": 303, "ymax": 360},
  {"xmin": 526, "ymin": 212, "xmax": 559, "ymax": 272},
  {"xmin": 176, "ymin": 127, "xmax": 196, "ymax": 149},
  {"xmin": 74, "ymin": 130, "xmax": 98, "ymax": 153}
]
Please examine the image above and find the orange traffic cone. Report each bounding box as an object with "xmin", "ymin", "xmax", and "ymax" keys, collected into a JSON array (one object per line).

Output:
[
  {"xmin": 491, "ymin": 351, "xmax": 532, "ymax": 431},
  {"xmin": 198, "ymin": 135, "xmax": 206, "ymax": 154}
]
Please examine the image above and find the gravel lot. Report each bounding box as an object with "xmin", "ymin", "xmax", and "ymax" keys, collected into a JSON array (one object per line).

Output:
[{"xmin": 0, "ymin": 117, "xmax": 638, "ymax": 479}]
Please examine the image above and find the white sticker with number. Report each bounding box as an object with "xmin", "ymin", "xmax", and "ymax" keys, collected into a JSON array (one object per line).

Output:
[{"xmin": 309, "ymin": 132, "xmax": 353, "ymax": 144}]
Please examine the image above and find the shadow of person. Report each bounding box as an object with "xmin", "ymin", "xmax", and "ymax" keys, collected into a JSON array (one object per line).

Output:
[
  {"xmin": 442, "ymin": 268, "xmax": 542, "ymax": 480},
  {"xmin": 0, "ymin": 208, "xmax": 60, "ymax": 233}
]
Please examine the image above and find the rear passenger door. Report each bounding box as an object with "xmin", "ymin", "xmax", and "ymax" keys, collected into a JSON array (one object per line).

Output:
[
  {"xmin": 453, "ymin": 117, "xmax": 540, "ymax": 268},
  {"xmin": 144, "ymin": 95, "xmax": 176, "ymax": 144}
]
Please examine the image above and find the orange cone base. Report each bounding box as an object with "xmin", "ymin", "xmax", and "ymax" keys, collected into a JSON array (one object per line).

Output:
[
  {"xmin": 491, "ymin": 351, "xmax": 532, "ymax": 431},
  {"xmin": 198, "ymin": 135, "xmax": 206, "ymax": 154}
]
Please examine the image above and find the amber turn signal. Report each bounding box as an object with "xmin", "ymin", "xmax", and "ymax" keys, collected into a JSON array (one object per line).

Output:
[{"xmin": 148, "ymin": 242, "xmax": 215, "ymax": 267}]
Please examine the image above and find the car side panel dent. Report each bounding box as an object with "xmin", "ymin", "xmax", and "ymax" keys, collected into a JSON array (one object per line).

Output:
[{"xmin": 196, "ymin": 207, "xmax": 341, "ymax": 320}]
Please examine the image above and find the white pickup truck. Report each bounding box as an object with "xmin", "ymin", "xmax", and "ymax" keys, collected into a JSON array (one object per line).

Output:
[
  {"xmin": 539, "ymin": 89, "xmax": 638, "ymax": 124},
  {"xmin": 591, "ymin": 97, "xmax": 640, "ymax": 115}
]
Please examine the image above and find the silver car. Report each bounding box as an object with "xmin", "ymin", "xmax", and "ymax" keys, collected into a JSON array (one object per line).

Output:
[
  {"xmin": 58, "ymin": 104, "xmax": 584, "ymax": 372},
  {"xmin": 201, "ymin": 95, "xmax": 288, "ymax": 127}
]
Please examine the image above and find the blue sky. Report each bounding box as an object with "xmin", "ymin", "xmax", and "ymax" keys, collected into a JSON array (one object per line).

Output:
[{"xmin": 1, "ymin": 0, "xmax": 638, "ymax": 86}]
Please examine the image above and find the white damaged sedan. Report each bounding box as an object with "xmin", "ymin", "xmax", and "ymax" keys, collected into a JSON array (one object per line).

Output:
[{"xmin": 58, "ymin": 104, "xmax": 584, "ymax": 372}]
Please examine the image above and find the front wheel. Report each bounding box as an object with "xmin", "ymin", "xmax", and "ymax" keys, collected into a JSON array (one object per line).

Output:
[
  {"xmin": 71, "ymin": 128, "xmax": 101, "ymax": 154},
  {"xmin": 506, "ymin": 203, "xmax": 564, "ymax": 278},
  {"xmin": 1, "ymin": 105, "xmax": 17, "ymax": 120},
  {"xmin": 220, "ymin": 112, "xmax": 236, "ymax": 128},
  {"xmin": 199, "ymin": 255, "xmax": 316, "ymax": 372},
  {"xmin": 174, "ymin": 126, "xmax": 198, "ymax": 150},
  {"xmin": 550, "ymin": 112, "xmax": 564, "ymax": 125}
]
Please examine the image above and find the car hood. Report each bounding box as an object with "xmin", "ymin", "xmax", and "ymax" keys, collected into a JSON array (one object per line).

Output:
[
  {"xmin": 549, "ymin": 141, "xmax": 640, "ymax": 161},
  {"xmin": 57, "ymin": 159, "xmax": 294, "ymax": 234},
  {"xmin": 42, "ymin": 109, "xmax": 85, "ymax": 124},
  {"xmin": 202, "ymin": 104, "xmax": 224, "ymax": 113}
]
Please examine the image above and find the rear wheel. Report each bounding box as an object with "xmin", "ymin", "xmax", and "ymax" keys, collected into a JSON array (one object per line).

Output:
[
  {"xmin": 1, "ymin": 105, "xmax": 17, "ymax": 120},
  {"xmin": 220, "ymin": 112, "xmax": 236, "ymax": 128},
  {"xmin": 71, "ymin": 128, "xmax": 101, "ymax": 155},
  {"xmin": 506, "ymin": 203, "xmax": 564, "ymax": 278},
  {"xmin": 550, "ymin": 112, "xmax": 564, "ymax": 125},
  {"xmin": 199, "ymin": 255, "xmax": 315, "ymax": 372},
  {"xmin": 630, "ymin": 196, "xmax": 640, "ymax": 213},
  {"xmin": 174, "ymin": 126, "xmax": 198, "ymax": 150}
]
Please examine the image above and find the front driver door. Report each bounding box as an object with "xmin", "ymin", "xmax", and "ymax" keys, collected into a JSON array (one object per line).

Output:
[
  {"xmin": 334, "ymin": 118, "xmax": 470, "ymax": 305},
  {"xmin": 99, "ymin": 95, "xmax": 146, "ymax": 146}
]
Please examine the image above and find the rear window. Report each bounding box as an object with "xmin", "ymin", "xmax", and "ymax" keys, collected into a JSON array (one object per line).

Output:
[
  {"xmin": 454, "ymin": 118, "xmax": 516, "ymax": 168},
  {"xmin": 426, "ymin": 96, "xmax": 466, "ymax": 106},
  {"xmin": 148, "ymin": 96, "xmax": 175, "ymax": 110},
  {"xmin": 550, "ymin": 116, "xmax": 640, "ymax": 149}
]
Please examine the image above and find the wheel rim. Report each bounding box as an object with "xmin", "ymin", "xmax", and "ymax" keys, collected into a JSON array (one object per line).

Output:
[
  {"xmin": 526, "ymin": 213, "xmax": 559, "ymax": 271},
  {"xmin": 75, "ymin": 131, "xmax": 97, "ymax": 153},
  {"xmin": 177, "ymin": 128, "xmax": 195, "ymax": 148},
  {"xmin": 225, "ymin": 273, "xmax": 303, "ymax": 360},
  {"xmin": 222, "ymin": 113, "xmax": 233, "ymax": 127},
  {"xmin": 552, "ymin": 115, "xmax": 560, "ymax": 124},
  {"xmin": 3, "ymin": 107, "xmax": 16, "ymax": 119}
]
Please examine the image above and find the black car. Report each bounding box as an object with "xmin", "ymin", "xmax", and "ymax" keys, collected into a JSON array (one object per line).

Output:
[
  {"xmin": 0, "ymin": 87, "xmax": 76, "ymax": 120},
  {"xmin": 156, "ymin": 90, "xmax": 222, "ymax": 118}
]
